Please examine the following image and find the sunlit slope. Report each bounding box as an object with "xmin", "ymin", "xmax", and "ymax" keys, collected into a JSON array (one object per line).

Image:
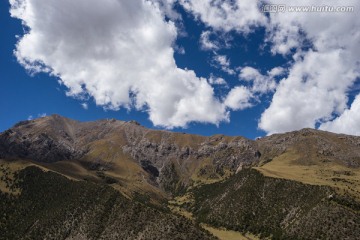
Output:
[
  {"xmin": 0, "ymin": 115, "xmax": 261, "ymax": 198},
  {"xmin": 1, "ymin": 116, "xmax": 360, "ymax": 240},
  {"xmin": 256, "ymin": 128, "xmax": 360, "ymax": 198},
  {"xmin": 1, "ymin": 116, "xmax": 360, "ymax": 200}
]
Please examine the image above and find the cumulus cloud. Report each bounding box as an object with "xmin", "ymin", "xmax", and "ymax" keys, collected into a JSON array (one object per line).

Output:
[
  {"xmin": 320, "ymin": 94, "xmax": 360, "ymax": 136},
  {"xmin": 81, "ymin": 103, "xmax": 89, "ymax": 110},
  {"xmin": 259, "ymin": 0, "xmax": 360, "ymax": 134},
  {"xmin": 179, "ymin": 0, "xmax": 266, "ymax": 33},
  {"xmin": 153, "ymin": 0, "xmax": 181, "ymax": 20},
  {"xmin": 10, "ymin": 0, "xmax": 229, "ymax": 128},
  {"xmin": 213, "ymin": 54, "xmax": 235, "ymax": 75},
  {"xmin": 265, "ymin": 16, "xmax": 304, "ymax": 56},
  {"xmin": 222, "ymin": 66, "xmax": 282, "ymax": 111},
  {"xmin": 179, "ymin": 0, "xmax": 360, "ymax": 135},
  {"xmin": 259, "ymin": 50, "xmax": 357, "ymax": 134},
  {"xmin": 239, "ymin": 66, "xmax": 280, "ymax": 94},
  {"xmin": 176, "ymin": 46, "xmax": 186, "ymax": 54},
  {"xmin": 224, "ymin": 86, "xmax": 253, "ymax": 110},
  {"xmin": 208, "ymin": 75, "xmax": 227, "ymax": 86},
  {"xmin": 267, "ymin": 0, "xmax": 359, "ymax": 57},
  {"xmin": 11, "ymin": 0, "xmax": 360, "ymax": 135},
  {"xmin": 199, "ymin": 30, "xmax": 219, "ymax": 51},
  {"xmin": 268, "ymin": 67, "xmax": 285, "ymax": 77}
]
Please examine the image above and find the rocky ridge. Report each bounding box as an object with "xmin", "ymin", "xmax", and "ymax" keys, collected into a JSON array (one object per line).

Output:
[
  {"xmin": 0, "ymin": 115, "xmax": 263, "ymax": 195},
  {"xmin": 1, "ymin": 115, "xmax": 360, "ymax": 196},
  {"xmin": 1, "ymin": 115, "xmax": 360, "ymax": 240}
]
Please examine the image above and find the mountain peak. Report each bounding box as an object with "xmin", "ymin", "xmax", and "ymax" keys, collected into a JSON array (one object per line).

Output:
[{"xmin": 1, "ymin": 115, "xmax": 360, "ymax": 239}]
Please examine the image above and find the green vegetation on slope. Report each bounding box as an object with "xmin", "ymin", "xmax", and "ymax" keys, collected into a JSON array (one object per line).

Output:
[
  {"xmin": 2, "ymin": 117, "xmax": 360, "ymax": 240},
  {"xmin": 189, "ymin": 168, "xmax": 360, "ymax": 240},
  {"xmin": 0, "ymin": 166, "xmax": 216, "ymax": 240}
]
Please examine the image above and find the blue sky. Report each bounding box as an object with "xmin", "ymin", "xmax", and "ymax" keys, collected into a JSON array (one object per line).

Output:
[{"xmin": 1, "ymin": 0, "xmax": 360, "ymax": 138}]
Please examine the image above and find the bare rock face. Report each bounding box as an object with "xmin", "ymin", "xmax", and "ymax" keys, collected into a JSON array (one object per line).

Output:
[
  {"xmin": 0, "ymin": 115, "xmax": 127, "ymax": 163},
  {"xmin": 0, "ymin": 115, "xmax": 263, "ymax": 195},
  {"xmin": 257, "ymin": 128, "xmax": 360, "ymax": 167},
  {"xmin": 198, "ymin": 136, "xmax": 260, "ymax": 170},
  {"xmin": 2, "ymin": 115, "xmax": 360, "ymax": 240},
  {"xmin": 0, "ymin": 116, "xmax": 84, "ymax": 162},
  {"xmin": 1, "ymin": 115, "xmax": 360, "ymax": 195},
  {"xmin": 123, "ymin": 133, "xmax": 259, "ymax": 171},
  {"xmin": 121, "ymin": 132, "xmax": 261, "ymax": 194}
]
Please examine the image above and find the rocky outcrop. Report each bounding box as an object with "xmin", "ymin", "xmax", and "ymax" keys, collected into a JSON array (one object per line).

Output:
[
  {"xmin": 0, "ymin": 115, "xmax": 263, "ymax": 194},
  {"xmin": 257, "ymin": 128, "xmax": 360, "ymax": 167},
  {"xmin": 122, "ymin": 133, "xmax": 261, "ymax": 194},
  {"xmin": 1, "ymin": 115, "xmax": 360, "ymax": 195},
  {"xmin": 0, "ymin": 116, "xmax": 84, "ymax": 162},
  {"xmin": 1, "ymin": 116, "xmax": 360, "ymax": 240}
]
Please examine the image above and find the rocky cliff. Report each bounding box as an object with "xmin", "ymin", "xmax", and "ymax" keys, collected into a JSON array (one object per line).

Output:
[{"xmin": 1, "ymin": 115, "xmax": 360, "ymax": 240}]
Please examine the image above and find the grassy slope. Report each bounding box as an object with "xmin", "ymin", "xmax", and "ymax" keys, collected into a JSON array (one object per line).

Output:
[
  {"xmin": 255, "ymin": 148, "xmax": 360, "ymax": 199},
  {"xmin": 78, "ymin": 132, "xmax": 169, "ymax": 201},
  {"xmin": 188, "ymin": 168, "xmax": 360, "ymax": 240},
  {"xmin": 201, "ymin": 224, "xmax": 259, "ymax": 240},
  {"xmin": 2, "ymin": 118, "xmax": 360, "ymax": 239},
  {"xmin": 253, "ymin": 129, "xmax": 360, "ymax": 202},
  {"xmin": 0, "ymin": 165, "xmax": 216, "ymax": 240}
]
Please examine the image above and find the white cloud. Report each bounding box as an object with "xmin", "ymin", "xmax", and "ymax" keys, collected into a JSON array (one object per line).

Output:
[
  {"xmin": 259, "ymin": 50, "xmax": 358, "ymax": 134},
  {"xmin": 208, "ymin": 75, "xmax": 227, "ymax": 86},
  {"xmin": 222, "ymin": 66, "xmax": 281, "ymax": 111},
  {"xmin": 81, "ymin": 103, "xmax": 88, "ymax": 110},
  {"xmin": 27, "ymin": 113, "xmax": 46, "ymax": 120},
  {"xmin": 199, "ymin": 31, "xmax": 218, "ymax": 50},
  {"xmin": 268, "ymin": 67, "xmax": 285, "ymax": 77},
  {"xmin": 179, "ymin": 0, "xmax": 266, "ymax": 33},
  {"xmin": 179, "ymin": 0, "xmax": 360, "ymax": 135},
  {"xmin": 265, "ymin": 16, "xmax": 304, "ymax": 56},
  {"xmin": 153, "ymin": 0, "xmax": 181, "ymax": 20},
  {"xmin": 11, "ymin": 0, "xmax": 360, "ymax": 135},
  {"xmin": 10, "ymin": 0, "xmax": 229, "ymax": 128},
  {"xmin": 267, "ymin": 0, "xmax": 359, "ymax": 57},
  {"xmin": 224, "ymin": 86, "xmax": 253, "ymax": 111},
  {"xmin": 176, "ymin": 46, "xmax": 186, "ymax": 54},
  {"xmin": 259, "ymin": 0, "xmax": 360, "ymax": 134},
  {"xmin": 239, "ymin": 66, "xmax": 279, "ymax": 94},
  {"xmin": 320, "ymin": 94, "xmax": 360, "ymax": 136},
  {"xmin": 213, "ymin": 54, "xmax": 235, "ymax": 75}
]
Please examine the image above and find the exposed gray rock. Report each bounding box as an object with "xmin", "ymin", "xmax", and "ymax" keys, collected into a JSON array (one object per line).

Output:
[{"xmin": 1, "ymin": 115, "xmax": 360, "ymax": 195}]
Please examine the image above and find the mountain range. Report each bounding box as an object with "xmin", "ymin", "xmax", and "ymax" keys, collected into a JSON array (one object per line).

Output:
[{"xmin": 1, "ymin": 114, "xmax": 359, "ymax": 239}]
